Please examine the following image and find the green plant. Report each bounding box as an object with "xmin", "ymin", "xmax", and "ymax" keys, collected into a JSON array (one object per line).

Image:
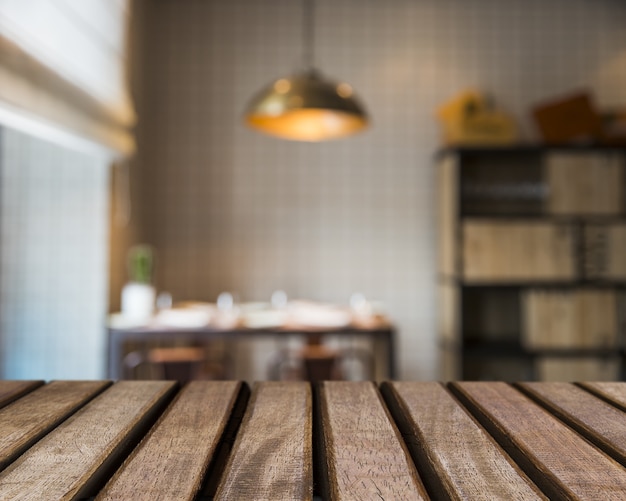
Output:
[{"xmin": 127, "ymin": 245, "xmax": 153, "ymax": 284}]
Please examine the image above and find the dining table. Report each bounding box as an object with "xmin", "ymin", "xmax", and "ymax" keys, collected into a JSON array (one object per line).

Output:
[
  {"xmin": 107, "ymin": 323, "xmax": 397, "ymax": 380},
  {"xmin": 1, "ymin": 379, "xmax": 626, "ymax": 500}
]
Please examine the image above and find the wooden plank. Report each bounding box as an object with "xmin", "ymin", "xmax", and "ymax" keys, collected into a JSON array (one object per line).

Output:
[
  {"xmin": 97, "ymin": 381, "xmax": 245, "ymax": 501},
  {"xmin": 452, "ymin": 382, "xmax": 626, "ymax": 500},
  {"xmin": 382, "ymin": 382, "xmax": 545, "ymax": 500},
  {"xmin": 578, "ymin": 382, "xmax": 626, "ymax": 412},
  {"xmin": 0, "ymin": 381, "xmax": 43, "ymax": 409},
  {"xmin": 0, "ymin": 380, "xmax": 110, "ymax": 471},
  {"xmin": 518, "ymin": 382, "xmax": 626, "ymax": 466},
  {"xmin": 214, "ymin": 382, "xmax": 312, "ymax": 501},
  {"xmin": 0, "ymin": 381, "xmax": 176, "ymax": 500},
  {"xmin": 318, "ymin": 381, "xmax": 427, "ymax": 500}
]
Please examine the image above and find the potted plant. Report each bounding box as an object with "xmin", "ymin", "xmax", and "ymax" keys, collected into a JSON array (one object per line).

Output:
[{"xmin": 121, "ymin": 245, "xmax": 156, "ymax": 322}]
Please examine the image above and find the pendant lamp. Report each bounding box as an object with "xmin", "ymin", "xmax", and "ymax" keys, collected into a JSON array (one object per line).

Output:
[{"xmin": 244, "ymin": 0, "xmax": 369, "ymax": 141}]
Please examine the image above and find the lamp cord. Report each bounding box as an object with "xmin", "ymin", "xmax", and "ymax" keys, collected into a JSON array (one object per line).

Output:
[{"xmin": 303, "ymin": 0, "xmax": 314, "ymax": 70}]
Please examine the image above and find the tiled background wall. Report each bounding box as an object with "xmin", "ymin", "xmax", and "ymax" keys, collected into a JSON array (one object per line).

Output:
[
  {"xmin": 0, "ymin": 127, "xmax": 109, "ymax": 379},
  {"xmin": 131, "ymin": 0, "xmax": 626, "ymax": 380}
]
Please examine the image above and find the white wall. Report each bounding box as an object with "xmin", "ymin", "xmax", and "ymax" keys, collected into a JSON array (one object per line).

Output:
[{"xmin": 136, "ymin": 0, "xmax": 626, "ymax": 380}]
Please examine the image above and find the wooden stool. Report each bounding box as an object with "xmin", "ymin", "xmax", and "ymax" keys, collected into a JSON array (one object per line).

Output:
[
  {"xmin": 123, "ymin": 346, "xmax": 207, "ymax": 382},
  {"xmin": 298, "ymin": 336, "xmax": 342, "ymax": 382},
  {"xmin": 147, "ymin": 347, "xmax": 207, "ymax": 382}
]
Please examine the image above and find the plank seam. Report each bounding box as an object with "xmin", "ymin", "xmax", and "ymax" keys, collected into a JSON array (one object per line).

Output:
[
  {"xmin": 514, "ymin": 382, "xmax": 626, "ymax": 467},
  {"xmin": 0, "ymin": 381, "xmax": 45, "ymax": 410},
  {"xmin": 575, "ymin": 382, "xmax": 626, "ymax": 413},
  {"xmin": 379, "ymin": 382, "xmax": 452, "ymax": 501},
  {"xmin": 313, "ymin": 382, "xmax": 333, "ymax": 501},
  {"xmin": 0, "ymin": 381, "xmax": 113, "ymax": 473},
  {"xmin": 196, "ymin": 382, "xmax": 251, "ymax": 500},
  {"xmin": 447, "ymin": 382, "xmax": 570, "ymax": 500},
  {"xmin": 73, "ymin": 382, "xmax": 180, "ymax": 500}
]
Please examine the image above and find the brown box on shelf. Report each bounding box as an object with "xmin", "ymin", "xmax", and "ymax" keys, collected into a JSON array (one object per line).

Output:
[
  {"xmin": 532, "ymin": 91, "xmax": 602, "ymax": 144},
  {"xmin": 462, "ymin": 221, "xmax": 577, "ymax": 281},
  {"xmin": 522, "ymin": 290, "xmax": 617, "ymax": 350}
]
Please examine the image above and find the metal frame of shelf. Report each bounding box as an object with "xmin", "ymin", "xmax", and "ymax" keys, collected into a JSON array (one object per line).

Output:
[{"xmin": 437, "ymin": 145, "xmax": 626, "ymax": 381}]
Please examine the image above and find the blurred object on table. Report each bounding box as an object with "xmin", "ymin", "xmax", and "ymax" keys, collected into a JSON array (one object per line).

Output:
[
  {"xmin": 284, "ymin": 300, "xmax": 352, "ymax": 329},
  {"xmin": 154, "ymin": 302, "xmax": 214, "ymax": 328},
  {"xmin": 156, "ymin": 291, "xmax": 173, "ymax": 310},
  {"xmin": 349, "ymin": 292, "xmax": 390, "ymax": 329},
  {"xmin": 240, "ymin": 297, "xmax": 287, "ymax": 329},
  {"xmin": 111, "ymin": 290, "xmax": 390, "ymax": 332},
  {"xmin": 214, "ymin": 291, "xmax": 242, "ymax": 329}
]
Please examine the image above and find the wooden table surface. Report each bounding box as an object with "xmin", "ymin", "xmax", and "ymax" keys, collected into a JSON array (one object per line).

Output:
[{"xmin": 1, "ymin": 380, "xmax": 626, "ymax": 500}]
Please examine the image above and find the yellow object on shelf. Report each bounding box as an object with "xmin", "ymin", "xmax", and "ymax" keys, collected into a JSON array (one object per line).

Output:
[{"xmin": 436, "ymin": 89, "xmax": 518, "ymax": 145}]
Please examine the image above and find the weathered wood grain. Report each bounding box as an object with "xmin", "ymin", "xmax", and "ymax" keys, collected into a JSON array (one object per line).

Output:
[
  {"xmin": 462, "ymin": 221, "xmax": 576, "ymax": 281},
  {"xmin": 545, "ymin": 152, "xmax": 624, "ymax": 216},
  {"xmin": 97, "ymin": 381, "xmax": 244, "ymax": 501},
  {"xmin": 578, "ymin": 382, "xmax": 626, "ymax": 412},
  {"xmin": 319, "ymin": 381, "xmax": 427, "ymax": 500},
  {"xmin": 0, "ymin": 381, "xmax": 176, "ymax": 501},
  {"xmin": 518, "ymin": 382, "xmax": 626, "ymax": 467},
  {"xmin": 522, "ymin": 290, "xmax": 617, "ymax": 349},
  {"xmin": 0, "ymin": 381, "xmax": 43, "ymax": 409},
  {"xmin": 214, "ymin": 382, "xmax": 312, "ymax": 501},
  {"xmin": 382, "ymin": 381, "xmax": 545, "ymax": 500},
  {"xmin": 0, "ymin": 380, "xmax": 110, "ymax": 471},
  {"xmin": 452, "ymin": 381, "xmax": 626, "ymax": 500}
]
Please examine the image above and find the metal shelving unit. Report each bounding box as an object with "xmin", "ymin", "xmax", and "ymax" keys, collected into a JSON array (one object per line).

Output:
[{"xmin": 437, "ymin": 145, "xmax": 626, "ymax": 381}]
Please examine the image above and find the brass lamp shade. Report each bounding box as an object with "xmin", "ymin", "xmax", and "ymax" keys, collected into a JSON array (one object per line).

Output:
[{"xmin": 244, "ymin": 70, "xmax": 369, "ymax": 141}]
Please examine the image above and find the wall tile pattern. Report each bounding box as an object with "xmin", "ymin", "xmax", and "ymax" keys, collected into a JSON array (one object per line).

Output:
[{"xmin": 136, "ymin": 0, "xmax": 626, "ymax": 379}]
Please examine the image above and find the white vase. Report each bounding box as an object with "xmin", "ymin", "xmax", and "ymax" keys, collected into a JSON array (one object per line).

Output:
[{"xmin": 121, "ymin": 282, "xmax": 156, "ymax": 322}]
